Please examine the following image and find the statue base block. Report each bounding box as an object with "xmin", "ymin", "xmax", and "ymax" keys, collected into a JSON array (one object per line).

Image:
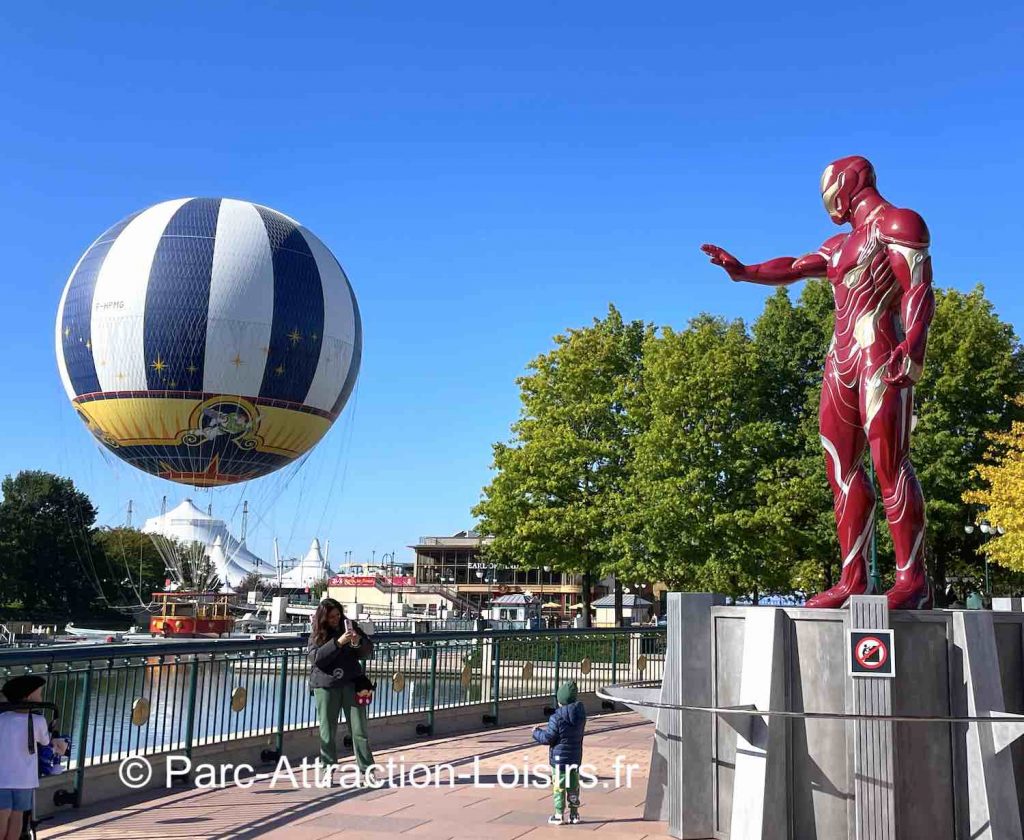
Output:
[{"xmin": 632, "ymin": 594, "xmax": 1024, "ymax": 840}]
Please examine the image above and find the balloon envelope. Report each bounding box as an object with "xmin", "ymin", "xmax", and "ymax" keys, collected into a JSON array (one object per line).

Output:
[{"xmin": 56, "ymin": 198, "xmax": 361, "ymax": 486}]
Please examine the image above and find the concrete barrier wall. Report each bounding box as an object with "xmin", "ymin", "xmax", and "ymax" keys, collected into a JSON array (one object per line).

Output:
[{"xmin": 709, "ymin": 607, "xmax": 1024, "ymax": 839}]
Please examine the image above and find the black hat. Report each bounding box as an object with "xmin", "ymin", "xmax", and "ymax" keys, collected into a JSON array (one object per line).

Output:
[{"xmin": 2, "ymin": 674, "xmax": 46, "ymax": 703}]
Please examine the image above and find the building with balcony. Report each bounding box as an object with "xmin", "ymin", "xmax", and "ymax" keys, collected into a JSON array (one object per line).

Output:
[{"xmin": 409, "ymin": 530, "xmax": 605, "ymax": 620}]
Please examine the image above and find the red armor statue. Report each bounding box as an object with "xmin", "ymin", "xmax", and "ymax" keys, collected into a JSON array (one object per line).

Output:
[{"xmin": 702, "ymin": 156, "xmax": 935, "ymax": 609}]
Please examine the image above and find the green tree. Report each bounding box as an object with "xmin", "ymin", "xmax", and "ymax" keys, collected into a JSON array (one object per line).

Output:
[
  {"xmin": 173, "ymin": 542, "xmax": 222, "ymax": 592},
  {"xmin": 620, "ymin": 314, "xmax": 795, "ymax": 600},
  {"xmin": 235, "ymin": 570, "xmax": 266, "ymax": 595},
  {"xmin": 750, "ymin": 281, "xmax": 840, "ymax": 594},
  {"xmin": 473, "ymin": 305, "xmax": 649, "ymax": 626},
  {"xmin": 0, "ymin": 470, "xmax": 103, "ymax": 615},
  {"xmin": 964, "ymin": 396, "xmax": 1024, "ymax": 573},
  {"xmin": 745, "ymin": 282, "xmax": 1024, "ymax": 601},
  {"xmin": 309, "ymin": 576, "xmax": 329, "ymax": 601},
  {"xmin": 915, "ymin": 286, "xmax": 1024, "ymax": 597}
]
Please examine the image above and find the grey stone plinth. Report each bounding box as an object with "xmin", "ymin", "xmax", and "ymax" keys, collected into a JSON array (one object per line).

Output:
[
  {"xmin": 953, "ymin": 610, "xmax": 1023, "ymax": 839},
  {"xmin": 847, "ymin": 595, "xmax": 896, "ymax": 840},
  {"xmin": 629, "ymin": 592, "xmax": 723, "ymax": 838}
]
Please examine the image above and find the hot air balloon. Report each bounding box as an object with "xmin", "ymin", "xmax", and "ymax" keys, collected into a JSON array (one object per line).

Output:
[{"xmin": 55, "ymin": 198, "xmax": 361, "ymax": 486}]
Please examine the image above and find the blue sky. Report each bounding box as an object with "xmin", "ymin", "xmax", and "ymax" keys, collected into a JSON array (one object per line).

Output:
[{"xmin": 1, "ymin": 2, "xmax": 1022, "ymax": 572}]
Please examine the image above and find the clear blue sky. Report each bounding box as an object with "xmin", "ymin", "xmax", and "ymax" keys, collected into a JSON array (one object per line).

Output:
[{"xmin": 1, "ymin": 2, "xmax": 1022, "ymax": 571}]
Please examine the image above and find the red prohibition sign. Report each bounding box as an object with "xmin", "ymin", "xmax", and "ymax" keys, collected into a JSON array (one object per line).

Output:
[{"xmin": 855, "ymin": 636, "xmax": 888, "ymax": 670}]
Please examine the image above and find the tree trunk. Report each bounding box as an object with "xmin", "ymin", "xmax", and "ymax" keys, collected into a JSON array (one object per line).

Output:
[
  {"xmin": 613, "ymin": 577, "xmax": 624, "ymax": 627},
  {"xmin": 579, "ymin": 570, "xmax": 592, "ymax": 628}
]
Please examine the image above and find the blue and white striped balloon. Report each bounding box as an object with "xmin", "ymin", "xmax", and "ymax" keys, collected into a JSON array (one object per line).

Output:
[{"xmin": 55, "ymin": 198, "xmax": 361, "ymax": 486}]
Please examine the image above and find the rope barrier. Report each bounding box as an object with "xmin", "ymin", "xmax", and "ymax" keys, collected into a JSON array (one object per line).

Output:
[{"xmin": 598, "ymin": 680, "xmax": 1024, "ymax": 725}]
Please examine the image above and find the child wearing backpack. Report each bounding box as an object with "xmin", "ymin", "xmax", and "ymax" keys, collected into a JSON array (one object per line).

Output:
[
  {"xmin": 0, "ymin": 675, "xmax": 65, "ymax": 840},
  {"xmin": 532, "ymin": 680, "xmax": 587, "ymax": 825}
]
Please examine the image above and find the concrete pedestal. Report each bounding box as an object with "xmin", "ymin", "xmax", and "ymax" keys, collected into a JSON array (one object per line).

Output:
[{"xmin": 624, "ymin": 595, "xmax": 1024, "ymax": 839}]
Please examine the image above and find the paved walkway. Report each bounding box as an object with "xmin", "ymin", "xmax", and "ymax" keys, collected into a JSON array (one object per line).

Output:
[{"xmin": 39, "ymin": 711, "xmax": 670, "ymax": 839}]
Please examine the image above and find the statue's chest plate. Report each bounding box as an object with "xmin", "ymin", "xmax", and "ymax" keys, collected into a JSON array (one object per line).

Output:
[{"xmin": 828, "ymin": 224, "xmax": 885, "ymax": 291}]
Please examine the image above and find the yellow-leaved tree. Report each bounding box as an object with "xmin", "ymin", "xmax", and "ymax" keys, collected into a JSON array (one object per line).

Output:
[{"xmin": 964, "ymin": 396, "xmax": 1024, "ymax": 570}]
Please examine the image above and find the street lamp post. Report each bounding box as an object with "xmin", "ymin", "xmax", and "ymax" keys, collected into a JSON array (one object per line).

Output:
[
  {"xmin": 965, "ymin": 519, "xmax": 1007, "ymax": 600},
  {"xmin": 381, "ymin": 551, "xmax": 396, "ymax": 618}
]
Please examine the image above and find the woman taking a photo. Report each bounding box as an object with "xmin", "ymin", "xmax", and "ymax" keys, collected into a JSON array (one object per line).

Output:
[{"xmin": 308, "ymin": 598, "xmax": 377, "ymax": 777}]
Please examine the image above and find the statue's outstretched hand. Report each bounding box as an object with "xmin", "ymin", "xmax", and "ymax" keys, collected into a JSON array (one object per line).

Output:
[
  {"xmin": 883, "ymin": 343, "xmax": 920, "ymax": 388},
  {"xmin": 700, "ymin": 244, "xmax": 743, "ymax": 280}
]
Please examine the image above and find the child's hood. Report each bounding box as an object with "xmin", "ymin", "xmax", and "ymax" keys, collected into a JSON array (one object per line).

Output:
[{"xmin": 562, "ymin": 700, "xmax": 586, "ymax": 726}]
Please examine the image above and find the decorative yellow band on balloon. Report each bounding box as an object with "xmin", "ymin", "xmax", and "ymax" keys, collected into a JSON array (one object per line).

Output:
[{"xmin": 73, "ymin": 394, "xmax": 332, "ymax": 458}]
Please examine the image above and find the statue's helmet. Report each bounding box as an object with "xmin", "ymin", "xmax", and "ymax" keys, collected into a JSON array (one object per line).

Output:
[{"xmin": 820, "ymin": 156, "xmax": 876, "ymax": 224}]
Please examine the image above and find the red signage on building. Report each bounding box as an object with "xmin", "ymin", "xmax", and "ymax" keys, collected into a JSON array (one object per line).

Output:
[{"xmin": 327, "ymin": 575, "xmax": 416, "ymax": 587}]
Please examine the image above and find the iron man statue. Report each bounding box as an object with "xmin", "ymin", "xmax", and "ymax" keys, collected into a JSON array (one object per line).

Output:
[{"xmin": 701, "ymin": 156, "xmax": 935, "ymax": 609}]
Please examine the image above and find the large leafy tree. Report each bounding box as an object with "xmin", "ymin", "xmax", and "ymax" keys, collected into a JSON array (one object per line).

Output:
[
  {"xmin": 92, "ymin": 527, "xmax": 169, "ymax": 606},
  {"xmin": 0, "ymin": 470, "xmax": 104, "ymax": 615},
  {"xmin": 910, "ymin": 286, "xmax": 1024, "ymax": 597},
  {"xmin": 748, "ymin": 281, "xmax": 838, "ymax": 594},
  {"xmin": 473, "ymin": 305, "xmax": 648, "ymax": 625},
  {"xmin": 619, "ymin": 314, "xmax": 794, "ymax": 601},
  {"xmin": 964, "ymin": 396, "xmax": 1024, "ymax": 573},
  {"xmin": 743, "ymin": 282, "xmax": 1024, "ymax": 601},
  {"xmin": 476, "ymin": 284, "xmax": 1022, "ymax": 605}
]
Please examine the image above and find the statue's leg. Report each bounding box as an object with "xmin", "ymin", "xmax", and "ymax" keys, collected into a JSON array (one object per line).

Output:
[
  {"xmin": 864, "ymin": 376, "xmax": 930, "ymax": 610},
  {"xmin": 806, "ymin": 362, "xmax": 873, "ymax": 608}
]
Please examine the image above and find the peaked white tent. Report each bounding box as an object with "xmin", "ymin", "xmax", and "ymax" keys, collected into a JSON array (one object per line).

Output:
[
  {"xmin": 277, "ymin": 538, "xmax": 332, "ymax": 589},
  {"xmin": 142, "ymin": 499, "xmax": 269, "ymax": 588}
]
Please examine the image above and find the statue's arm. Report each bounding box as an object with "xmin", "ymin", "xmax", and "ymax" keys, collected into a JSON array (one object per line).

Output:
[
  {"xmin": 880, "ymin": 208, "xmax": 935, "ymax": 386},
  {"xmin": 700, "ymin": 243, "xmax": 828, "ymax": 286}
]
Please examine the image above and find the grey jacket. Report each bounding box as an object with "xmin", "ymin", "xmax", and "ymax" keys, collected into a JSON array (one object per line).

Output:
[{"xmin": 307, "ymin": 623, "xmax": 373, "ymax": 689}]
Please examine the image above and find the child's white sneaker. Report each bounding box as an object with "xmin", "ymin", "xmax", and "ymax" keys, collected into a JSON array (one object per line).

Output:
[{"xmin": 548, "ymin": 813, "xmax": 564, "ymax": 825}]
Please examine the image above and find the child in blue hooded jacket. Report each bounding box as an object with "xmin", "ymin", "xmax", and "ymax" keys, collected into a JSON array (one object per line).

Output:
[{"xmin": 532, "ymin": 680, "xmax": 587, "ymax": 825}]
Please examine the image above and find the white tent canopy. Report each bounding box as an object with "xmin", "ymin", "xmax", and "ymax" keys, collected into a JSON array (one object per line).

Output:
[
  {"xmin": 142, "ymin": 498, "xmax": 269, "ymax": 588},
  {"xmin": 277, "ymin": 538, "xmax": 333, "ymax": 589}
]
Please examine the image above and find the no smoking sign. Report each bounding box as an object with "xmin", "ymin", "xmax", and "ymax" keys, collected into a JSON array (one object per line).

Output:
[{"xmin": 849, "ymin": 629, "xmax": 895, "ymax": 678}]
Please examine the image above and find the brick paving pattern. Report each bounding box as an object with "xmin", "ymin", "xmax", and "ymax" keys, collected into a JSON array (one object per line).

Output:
[{"xmin": 38, "ymin": 711, "xmax": 672, "ymax": 839}]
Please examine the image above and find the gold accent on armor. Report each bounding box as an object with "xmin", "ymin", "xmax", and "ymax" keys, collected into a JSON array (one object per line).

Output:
[
  {"xmin": 904, "ymin": 357, "xmax": 923, "ymax": 384},
  {"xmin": 853, "ymin": 285, "xmax": 899, "ymax": 350},
  {"xmin": 821, "ymin": 165, "xmax": 842, "ymax": 216},
  {"xmin": 887, "ymin": 244, "xmax": 930, "ymax": 287},
  {"xmin": 843, "ymin": 263, "xmax": 867, "ymax": 289},
  {"xmin": 853, "ymin": 313, "xmax": 875, "ymax": 349},
  {"xmin": 864, "ymin": 367, "xmax": 887, "ymax": 431},
  {"xmin": 392, "ymin": 672, "xmax": 406, "ymax": 693},
  {"xmin": 820, "ymin": 164, "xmax": 834, "ymax": 193},
  {"xmin": 580, "ymin": 657, "xmax": 592, "ymax": 675}
]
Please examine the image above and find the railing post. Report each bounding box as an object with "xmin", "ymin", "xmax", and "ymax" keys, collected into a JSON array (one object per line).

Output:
[
  {"xmin": 271, "ymin": 650, "xmax": 289, "ymax": 760},
  {"xmin": 485, "ymin": 639, "xmax": 501, "ymax": 725},
  {"xmin": 182, "ymin": 656, "xmax": 199, "ymax": 761},
  {"xmin": 553, "ymin": 636, "xmax": 561, "ymax": 706},
  {"xmin": 611, "ymin": 635, "xmax": 618, "ymax": 686},
  {"xmin": 418, "ymin": 642, "xmax": 438, "ymax": 736},
  {"xmin": 57, "ymin": 662, "xmax": 93, "ymax": 807}
]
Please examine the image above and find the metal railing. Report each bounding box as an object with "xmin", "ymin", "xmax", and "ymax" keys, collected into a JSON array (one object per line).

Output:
[{"xmin": 0, "ymin": 628, "xmax": 665, "ymax": 802}]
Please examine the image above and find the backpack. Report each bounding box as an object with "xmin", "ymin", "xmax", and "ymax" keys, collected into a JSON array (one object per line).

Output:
[{"xmin": 0, "ymin": 701, "xmax": 58, "ymax": 754}]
